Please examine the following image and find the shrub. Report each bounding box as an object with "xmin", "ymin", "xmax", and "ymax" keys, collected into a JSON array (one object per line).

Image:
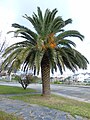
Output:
[
  {"xmin": 53, "ymin": 81, "xmax": 62, "ymax": 84},
  {"xmin": 18, "ymin": 74, "xmax": 33, "ymax": 89}
]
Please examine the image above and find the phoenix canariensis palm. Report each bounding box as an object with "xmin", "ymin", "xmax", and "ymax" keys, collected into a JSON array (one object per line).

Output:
[{"xmin": 2, "ymin": 7, "xmax": 89, "ymax": 96}]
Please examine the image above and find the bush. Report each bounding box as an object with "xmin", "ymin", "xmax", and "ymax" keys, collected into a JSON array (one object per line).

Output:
[
  {"xmin": 18, "ymin": 74, "xmax": 33, "ymax": 89},
  {"xmin": 53, "ymin": 81, "xmax": 62, "ymax": 84}
]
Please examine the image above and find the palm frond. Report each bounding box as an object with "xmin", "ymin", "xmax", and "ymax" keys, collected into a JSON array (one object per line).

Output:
[
  {"xmin": 57, "ymin": 39, "xmax": 76, "ymax": 48},
  {"xmin": 34, "ymin": 50, "xmax": 44, "ymax": 75},
  {"xmin": 57, "ymin": 30, "xmax": 84, "ymax": 40},
  {"xmin": 12, "ymin": 23, "xmax": 38, "ymax": 40},
  {"xmin": 37, "ymin": 7, "xmax": 43, "ymax": 22},
  {"xmin": 64, "ymin": 19, "xmax": 72, "ymax": 26}
]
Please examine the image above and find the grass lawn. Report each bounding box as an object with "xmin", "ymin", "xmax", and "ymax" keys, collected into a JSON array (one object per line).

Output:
[
  {"xmin": 0, "ymin": 111, "xmax": 23, "ymax": 120},
  {"xmin": 0, "ymin": 85, "xmax": 36, "ymax": 94},
  {"xmin": 0, "ymin": 85, "xmax": 90, "ymax": 119}
]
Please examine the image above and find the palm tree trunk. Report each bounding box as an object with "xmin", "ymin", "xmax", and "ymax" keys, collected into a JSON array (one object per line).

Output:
[{"xmin": 41, "ymin": 53, "xmax": 50, "ymax": 96}]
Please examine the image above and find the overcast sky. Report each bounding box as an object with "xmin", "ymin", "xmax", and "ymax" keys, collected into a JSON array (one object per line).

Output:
[{"xmin": 0, "ymin": 0, "xmax": 90, "ymax": 75}]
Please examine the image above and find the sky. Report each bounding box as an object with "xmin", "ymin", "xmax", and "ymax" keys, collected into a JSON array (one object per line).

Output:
[{"xmin": 0, "ymin": 0, "xmax": 90, "ymax": 76}]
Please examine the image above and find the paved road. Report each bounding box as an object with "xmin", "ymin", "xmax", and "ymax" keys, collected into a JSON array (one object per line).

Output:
[
  {"xmin": 0, "ymin": 82, "xmax": 90, "ymax": 103},
  {"xmin": 51, "ymin": 84, "xmax": 90, "ymax": 103}
]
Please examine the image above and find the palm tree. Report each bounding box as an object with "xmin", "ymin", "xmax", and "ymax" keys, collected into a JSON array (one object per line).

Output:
[{"xmin": 2, "ymin": 7, "xmax": 89, "ymax": 96}]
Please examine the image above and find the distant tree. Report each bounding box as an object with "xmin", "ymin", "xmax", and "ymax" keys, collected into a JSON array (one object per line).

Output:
[{"xmin": 2, "ymin": 7, "xmax": 89, "ymax": 96}]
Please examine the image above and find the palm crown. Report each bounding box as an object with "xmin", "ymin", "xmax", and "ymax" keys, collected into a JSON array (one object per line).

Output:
[{"xmin": 2, "ymin": 7, "xmax": 89, "ymax": 96}]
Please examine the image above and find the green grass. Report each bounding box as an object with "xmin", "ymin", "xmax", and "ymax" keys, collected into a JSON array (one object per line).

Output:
[
  {"xmin": 0, "ymin": 111, "xmax": 23, "ymax": 120},
  {"xmin": 0, "ymin": 85, "xmax": 36, "ymax": 94}
]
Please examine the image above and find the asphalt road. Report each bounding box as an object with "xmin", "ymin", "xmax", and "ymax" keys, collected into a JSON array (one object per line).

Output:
[
  {"xmin": 0, "ymin": 82, "xmax": 90, "ymax": 103},
  {"xmin": 51, "ymin": 84, "xmax": 90, "ymax": 103}
]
